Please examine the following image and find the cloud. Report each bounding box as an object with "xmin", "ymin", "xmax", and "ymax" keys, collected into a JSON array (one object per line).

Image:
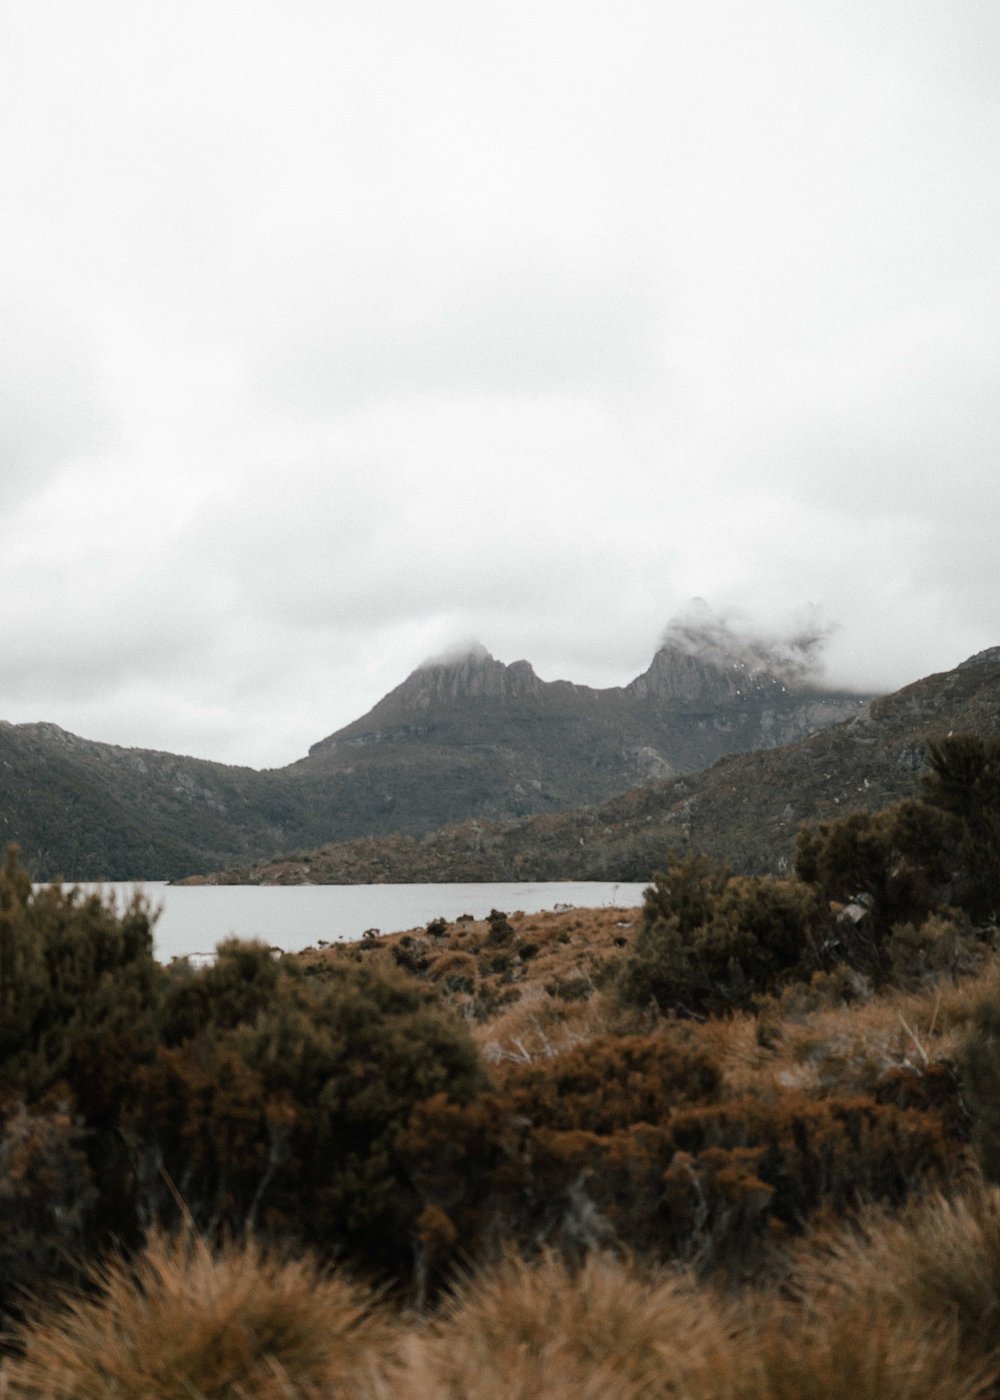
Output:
[{"xmin": 0, "ymin": 2, "xmax": 997, "ymax": 768}]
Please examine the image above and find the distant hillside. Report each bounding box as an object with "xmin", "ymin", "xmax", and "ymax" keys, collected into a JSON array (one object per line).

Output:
[
  {"xmin": 0, "ymin": 621, "xmax": 867, "ymax": 879},
  {"xmin": 193, "ymin": 648, "xmax": 1000, "ymax": 885}
]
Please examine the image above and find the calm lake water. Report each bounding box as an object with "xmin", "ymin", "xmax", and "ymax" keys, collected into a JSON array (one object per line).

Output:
[{"xmin": 54, "ymin": 881, "xmax": 650, "ymax": 963}]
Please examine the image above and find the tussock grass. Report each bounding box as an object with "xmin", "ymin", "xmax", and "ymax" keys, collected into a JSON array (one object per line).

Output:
[
  {"xmin": 472, "ymin": 984, "xmax": 618, "ymax": 1063},
  {"xmin": 395, "ymin": 1246, "xmax": 992, "ymax": 1398},
  {"xmin": 401, "ymin": 1250, "xmax": 733, "ymax": 1398},
  {"xmin": 707, "ymin": 1298, "xmax": 994, "ymax": 1400},
  {"xmin": 2, "ymin": 1231, "xmax": 399, "ymax": 1399},
  {"xmin": 797, "ymin": 1182, "xmax": 1000, "ymax": 1370},
  {"xmin": 4, "ymin": 1225, "xmax": 997, "ymax": 1398}
]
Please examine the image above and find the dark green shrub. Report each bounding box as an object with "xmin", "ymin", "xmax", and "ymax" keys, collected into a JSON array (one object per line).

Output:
[
  {"xmin": 128, "ymin": 957, "xmax": 488, "ymax": 1276},
  {"xmin": 543, "ymin": 974, "xmax": 593, "ymax": 1002},
  {"xmin": 0, "ymin": 1103, "xmax": 97, "ymax": 1332},
  {"xmin": 485, "ymin": 910, "xmax": 515, "ymax": 946},
  {"xmin": 795, "ymin": 800, "xmax": 955, "ymax": 956},
  {"xmin": 162, "ymin": 939, "xmax": 280, "ymax": 1044},
  {"xmin": 618, "ymin": 855, "xmax": 834, "ymax": 1015},
  {"xmin": 0, "ymin": 847, "xmax": 164, "ymax": 1102}
]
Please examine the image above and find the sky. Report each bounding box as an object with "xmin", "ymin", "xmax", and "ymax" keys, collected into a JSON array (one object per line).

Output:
[{"xmin": 2, "ymin": 1, "xmax": 999, "ymax": 770}]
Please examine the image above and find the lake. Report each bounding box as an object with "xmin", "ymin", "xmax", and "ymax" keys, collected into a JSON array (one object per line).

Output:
[{"xmin": 54, "ymin": 881, "xmax": 650, "ymax": 962}]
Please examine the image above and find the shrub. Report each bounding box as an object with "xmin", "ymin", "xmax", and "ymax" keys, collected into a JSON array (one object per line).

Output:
[
  {"xmin": 127, "ymin": 958, "xmax": 488, "ymax": 1277},
  {"xmin": 401, "ymin": 1078, "xmax": 954, "ymax": 1284},
  {"xmin": 500, "ymin": 1031, "xmax": 721, "ymax": 1133},
  {"xmin": 0, "ymin": 847, "xmax": 164, "ymax": 1101},
  {"xmin": 795, "ymin": 801, "xmax": 956, "ymax": 965},
  {"xmin": 618, "ymin": 855, "xmax": 834, "ymax": 1015},
  {"xmin": 923, "ymin": 733, "xmax": 1000, "ymax": 922},
  {"xmin": 0, "ymin": 1103, "xmax": 97, "ymax": 1334}
]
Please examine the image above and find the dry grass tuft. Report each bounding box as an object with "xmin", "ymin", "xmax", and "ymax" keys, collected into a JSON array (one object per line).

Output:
[
  {"xmin": 3, "ymin": 1230, "xmax": 400, "ymax": 1399},
  {"xmin": 706, "ymin": 1297, "xmax": 994, "ymax": 1400},
  {"xmin": 400, "ymin": 1250, "xmax": 733, "ymax": 1398},
  {"xmin": 797, "ymin": 1181, "xmax": 1000, "ymax": 1369},
  {"xmin": 472, "ymin": 984, "xmax": 619, "ymax": 1063}
]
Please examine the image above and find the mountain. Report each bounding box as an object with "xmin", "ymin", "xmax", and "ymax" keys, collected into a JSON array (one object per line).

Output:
[
  {"xmin": 295, "ymin": 628, "xmax": 865, "ymax": 822},
  {"xmin": 195, "ymin": 647, "xmax": 1000, "ymax": 886},
  {"xmin": 1, "ymin": 623, "xmax": 868, "ymax": 880}
]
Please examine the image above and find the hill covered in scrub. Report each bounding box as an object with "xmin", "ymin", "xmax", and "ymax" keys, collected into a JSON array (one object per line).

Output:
[
  {"xmin": 6, "ymin": 733, "xmax": 1000, "ymax": 1395},
  {"xmin": 0, "ymin": 617, "xmax": 865, "ymax": 880},
  {"xmin": 189, "ymin": 645, "xmax": 1000, "ymax": 885}
]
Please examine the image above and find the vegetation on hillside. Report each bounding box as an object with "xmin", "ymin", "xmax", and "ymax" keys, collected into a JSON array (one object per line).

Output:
[{"xmin": 5, "ymin": 732, "xmax": 1000, "ymax": 1393}]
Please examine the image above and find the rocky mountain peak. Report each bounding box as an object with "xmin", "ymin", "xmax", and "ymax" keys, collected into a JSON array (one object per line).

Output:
[
  {"xmin": 626, "ymin": 619, "xmax": 820, "ymax": 707},
  {"xmin": 402, "ymin": 646, "xmax": 543, "ymax": 708}
]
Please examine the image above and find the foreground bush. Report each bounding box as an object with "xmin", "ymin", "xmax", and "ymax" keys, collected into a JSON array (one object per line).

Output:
[
  {"xmin": 2, "ymin": 1230, "xmax": 399, "ymax": 1399},
  {"xmin": 126, "ymin": 949, "xmax": 488, "ymax": 1275},
  {"xmin": 401, "ymin": 1072, "xmax": 957, "ymax": 1282},
  {"xmin": 0, "ymin": 846, "xmax": 489, "ymax": 1312}
]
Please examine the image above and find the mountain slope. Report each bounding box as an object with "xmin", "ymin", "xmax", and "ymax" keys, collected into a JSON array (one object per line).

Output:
[{"xmin": 202, "ymin": 648, "xmax": 1000, "ymax": 885}]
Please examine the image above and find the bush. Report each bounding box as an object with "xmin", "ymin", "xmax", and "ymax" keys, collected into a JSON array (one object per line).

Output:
[
  {"xmin": 128, "ymin": 957, "xmax": 488, "ymax": 1276},
  {"xmin": 795, "ymin": 801, "xmax": 956, "ymax": 963},
  {"xmin": 923, "ymin": 733, "xmax": 1000, "ymax": 922},
  {"xmin": 499, "ymin": 1031, "xmax": 721, "ymax": 1134},
  {"xmin": 401, "ymin": 1076, "xmax": 954, "ymax": 1284},
  {"xmin": 0, "ymin": 846, "xmax": 164, "ymax": 1102},
  {"xmin": 0, "ymin": 1103, "xmax": 97, "ymax": 1334},
  {"xmin": 618, "ymin": 855, "xmax": 834, "ymax": 1015}
]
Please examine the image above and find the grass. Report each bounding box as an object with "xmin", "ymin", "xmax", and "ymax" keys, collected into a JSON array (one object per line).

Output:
[
  {"xmin": 1, "ymin": 1231, "xmax": 399, "ymax": 1399},
  {"xmin": 8, "ymin": 1229, "xmax": 994, "ymax": 1399}
]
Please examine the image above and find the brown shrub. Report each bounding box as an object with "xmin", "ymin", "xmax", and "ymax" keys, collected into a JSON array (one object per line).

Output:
[{"xmin": 499, "ymin": 1031, "xmax": 722, "ymax": 1133}]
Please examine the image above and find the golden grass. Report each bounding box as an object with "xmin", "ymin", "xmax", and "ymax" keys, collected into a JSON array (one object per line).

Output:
[
  {"xmin": 4, "ymin": 1227, "xmax": 997, "ymax": 1399},
  {"xmin": 795, "ymin": 1182, "xmax": 1000, "ymax": 1370},
  {"xmin": 2, "ymin": 1231, "xmax": 400, "ymax": 1400},
  {"xmin": 397, "ymin": 1250, "xmax": 734, "ymax": 1399},
  {"xmin": 471, "ymin": 983, "xmax": 619, "ymax": 1063},
  {"xmin": 705, "ymin": 1297, "xmax": 994, "ymax": 1400}
]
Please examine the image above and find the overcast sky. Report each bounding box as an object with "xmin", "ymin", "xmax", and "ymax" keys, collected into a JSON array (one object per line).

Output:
[{"xmin": 2, "ymin": 1, "xmax": 999, "ymax": 769}]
